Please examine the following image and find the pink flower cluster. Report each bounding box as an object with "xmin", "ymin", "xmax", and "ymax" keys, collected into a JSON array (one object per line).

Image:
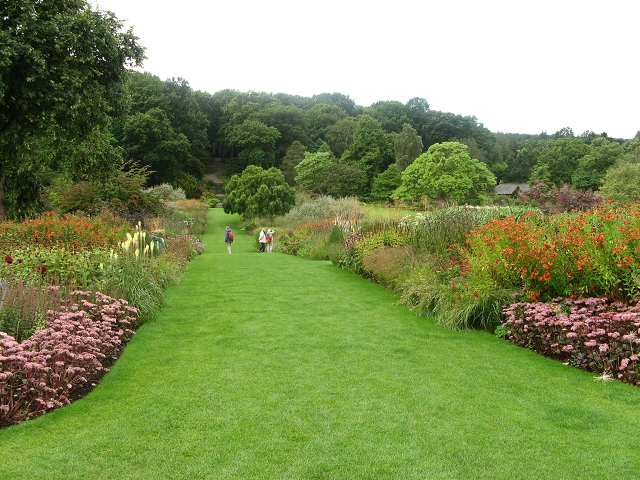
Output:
[
  {"xmin": 0, "ymin": 291, "xmax": 137, "ymax": 425},
  {"xmin": 502, "ymin": 296, "xmax": 640, "ymax": 386}
]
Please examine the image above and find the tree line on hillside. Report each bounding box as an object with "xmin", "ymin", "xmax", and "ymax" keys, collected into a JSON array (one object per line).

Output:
[{"xmin": 2, "ymin": 0, "xmax": 640, "ymax": 222}]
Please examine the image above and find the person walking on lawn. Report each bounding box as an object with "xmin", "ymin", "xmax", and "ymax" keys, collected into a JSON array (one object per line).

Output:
[
  {"xmin": 225, "ymin": 226, "xmax": 234, "ymax": 254},
  {"xmin": 266, "ymin": 228, "xmax": 275, "ymax": 252},
  {"xmin": 258, "ymin": 228, "xmax": 267, "ymax": 253}
]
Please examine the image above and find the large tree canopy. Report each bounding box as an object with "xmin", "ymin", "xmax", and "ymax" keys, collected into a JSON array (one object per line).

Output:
[
  {"xmin": 222, "ymin": 165, "xmax": 295, "ymax": 219},
  {"xmin": 598, "ymin": 161, "xmax": 640, "ymax": 204},
  {"xmin": 0, "ymin": 0, "xmax": 144, "ymax": 220},
  {"xmin": 394, "ymin": 141, "xmax": 496, "ymax": 204}
]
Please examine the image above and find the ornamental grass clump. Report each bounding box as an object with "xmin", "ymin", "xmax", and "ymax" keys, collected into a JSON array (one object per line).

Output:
[
  {"xmin": 398, "ymin": 205, "xmax": 537, "ymax": 255},
  {"xmin": 0, "ymin": 291, "xmax": 138, "ymax": 426},
  {"xmin": 502, "ymin": 296, "xmax": 640, "ymax": 386}
]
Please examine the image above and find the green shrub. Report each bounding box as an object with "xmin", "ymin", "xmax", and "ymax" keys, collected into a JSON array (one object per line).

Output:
[{"xmin": 146, "ymin": 183, "xmax": 187, "ymax": 202}]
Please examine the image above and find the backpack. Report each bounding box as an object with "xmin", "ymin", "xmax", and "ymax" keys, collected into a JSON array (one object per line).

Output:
[
  {"xmin": 266, "ymin": 234, "xmax": 271, "ymax": 242},
  {"xmin": 227, "ymin": 230, "xmax": 234, "ymax": 241}
]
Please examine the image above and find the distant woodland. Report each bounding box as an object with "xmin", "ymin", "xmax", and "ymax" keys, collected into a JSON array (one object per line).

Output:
[{"xmin": 2, "ymin": 1, "xmax": 640, "ymax": 220}]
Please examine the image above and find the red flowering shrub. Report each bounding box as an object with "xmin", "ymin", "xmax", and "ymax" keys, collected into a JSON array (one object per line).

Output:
[
  {"xmin": 0, "ymin": 291, "xmax": 137, "ymax": 426},
  {"xmin": 502, "ymin": 297, "xmax": 640, "ymax": 385},
  {"xmin": 0, "ymin": 212, "xmax": 125, "ymax": 251},
  {"xmin": 464, "ymin": 204, "xmax": 640, "ymax": 302}
]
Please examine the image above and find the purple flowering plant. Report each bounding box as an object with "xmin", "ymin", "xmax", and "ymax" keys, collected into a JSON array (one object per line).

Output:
[
  {"xmin": 502, "ymin": 296, "xmax": 640, "ymax": 386},
  {"xmin": 0, "ymin": 290, "xmax": 137, "ymax": 426}
]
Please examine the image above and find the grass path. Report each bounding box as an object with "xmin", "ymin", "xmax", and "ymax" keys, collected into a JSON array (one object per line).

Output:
[{"xmin": 2, "ymin": 209, "xmax": 640, "ymax": 479}]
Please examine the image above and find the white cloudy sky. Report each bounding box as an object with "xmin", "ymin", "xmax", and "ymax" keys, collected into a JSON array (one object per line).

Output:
[{"xmin": 92, "ymin": 0, "xmax": 639, "ymax": 139}]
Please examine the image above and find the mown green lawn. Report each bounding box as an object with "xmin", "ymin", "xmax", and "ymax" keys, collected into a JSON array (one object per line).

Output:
[{"xmin": 1, "ymin": 208, "xmax": 639, "ymax": 479}]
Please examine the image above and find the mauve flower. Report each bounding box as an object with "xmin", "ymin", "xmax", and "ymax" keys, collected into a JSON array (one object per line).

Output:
[
  {"xmin": 584, "ymin": 340, "xmax": 597, "ymax": 347},
  {"xmin": 620, "ymin": 358, "xmax": 630, "ymax": 370},
  {"xmin": 566, "ymin": 332, "xmax": 578, "ymax": 339},
  {"xmin": 562, "ymin": 345, "xmax": 573, "ymax": 352},
  {"xmin": 599, "ymin": 343, "xmax": 609, "ymax": 353}
]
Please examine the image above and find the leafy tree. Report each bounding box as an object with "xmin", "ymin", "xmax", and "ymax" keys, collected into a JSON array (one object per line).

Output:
[
  {"xmin": 599, "ymin": 161, "xmax": 640, "ymax": 204},
  {"xmin": 195, "ymin": 88, "xmax": 239, "ymax": 158},
  {"xmin": 306, "ymin": 103, "xmax": 348, "ymax": 143},
  {"xmin": 395, "ymin": 123, "xmax": 424, "ymax": 171},
  {"xmin": 394, "ymin": 142, "xmax": 496, "ymax": 204},
  {"xmin": 311, "ymin": 93, "xmax": 357, "ymax": 116},
  {"xmin": 406, "ymin": 97, "xmax": 430, "ymax": 123},
  {"xmin": 225, "ymin": 119, "xmax": 281, "ymax": 170},
  {"xmin": 171, "ymin": 173, "xmax": 200, "ymax": 199},
  {"xmin": 253, "ymin": 102, "xmax": 309, "ymax": 161},
  {"xmin": 623, "ymin": 131, "xmax": 640, "ymax": 164},
  {"xmin": 323, "ymin": 117, "xmax": 357, "ymax": 158},
  {"xmin": 371, "ymin": 164, "xmax": 402, "ymax": 202},
  {"xmin": 52, "ymin": 131, "xmax": 125, "ymax": 184},
  {"xmin": 366, "ymin": 101, "xmax": 411, "ymax": 133},
  {"xmin": 316, "ymin": 162, "xmax": 369, "ymax": 199},
  {"xmin": 530, "ymin": 137, "xmax": 589, "ymax": 186},
  {"xmin": 294, "ymin": 143, "xmax": 335, "ymax": 191},
  {"xmin": 420, "ymin": 111, "xmax": 476, "ymax": 148},
  {"xmin": 0, "ymin": 0, "xmax": 144, "ymax": 220},
  {"xmin": 341, "ymin": 115, "xmax": 394, "ymax": 188},
  {"xmin": 222, "ymin": 165, "xmax": 295, "ymax": 219},
  {"xmin": 280, "ymin": 140, "xmax": 307, "ymax": 186},
  {"xmin": 505, "ymin": 138, "xmax": 547, "ymax": 183},
  {"xmin": 121, "ymin": 73, "xmax": 209, "ymax": 175},
  {"xmin": 121, "ymin": 108, "xmax": 194, "ymax": 185},
  {"xmin": 572, "ymin": 138, "xmax": 624, "ymax": 191}
]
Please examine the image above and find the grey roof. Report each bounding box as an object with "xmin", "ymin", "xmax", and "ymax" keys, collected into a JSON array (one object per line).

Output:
[{"xmin": 494, "ymin": 183, "xmax": 530, "ymax": 195}]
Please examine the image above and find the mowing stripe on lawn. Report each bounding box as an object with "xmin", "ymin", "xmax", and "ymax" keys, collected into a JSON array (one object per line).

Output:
[{"xmin": 1, "ymin": 208, "xmax": 640, "ymax": 479}]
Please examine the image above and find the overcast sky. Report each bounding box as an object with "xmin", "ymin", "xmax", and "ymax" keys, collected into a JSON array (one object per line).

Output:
[{"xmin": 92, "ymin": 0, "xmax": 639, "ymax": 139}]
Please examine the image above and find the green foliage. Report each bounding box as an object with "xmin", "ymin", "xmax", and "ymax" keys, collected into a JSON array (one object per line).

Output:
[
  {"xmin": 328, "ymin": 225, "xmax": 345, "ymax": 245},
  {"xmin": 46, "ymin": 162, "xmax": 162, "ymax": 219},
  {"xmin": 323, "ymin": 117, "xmax": 358, "ymax": 158},
  {"xmin": 316, "ymin": 162, "xmax": 369, "ymax": 198},
  {"xmin": 572, "ymin": 138, "xmax": 624, "ymax": 191},
  {"xmin": 370, "ymin": 164, "xmax": 402, "ymax": 202},
  {"xmin": 395, "ymin": 123, "xmax": 424, "ymax": 171},
  {"xmin": 171, "ymin": 173, "xmax": 200, "ymax": 199},
  {"xmin": 280, "ymin": 140, "xmax": 307, "ymax": 185},
  {"xmin": 294, "ymin": 144, "xmax": 335, "ymax": 191},
  {"xmin": 530, "ymin": 137, "xmax": 589, "ymax": 186},
  {"xmin": 225, "ymin": 119, "xmax": 281, "ymax": 168},
  {"xmin": 341, "ymin": 115, "xmax": 394, "ymax": 186},
  {"xmin": 366, "ymin": 101, "xmax": 411, "ymax": 133},
  {"xmin": 0, "ymin": 0, "xmax": 145, "ymax": 221},
  {"xmin": 121, "ymin": 108, "xmax": 194, "ymax": 185},
  {"xmin": 598, "ymin": 161, "xmax": 640, "ymax": 204},
  {"xmin": 394, "ymin": 142, "xmax": 496, "ymax": 204},
  {"xmin": 223, "ymin": 165, "xmax": 296, "ymax": 219}
]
